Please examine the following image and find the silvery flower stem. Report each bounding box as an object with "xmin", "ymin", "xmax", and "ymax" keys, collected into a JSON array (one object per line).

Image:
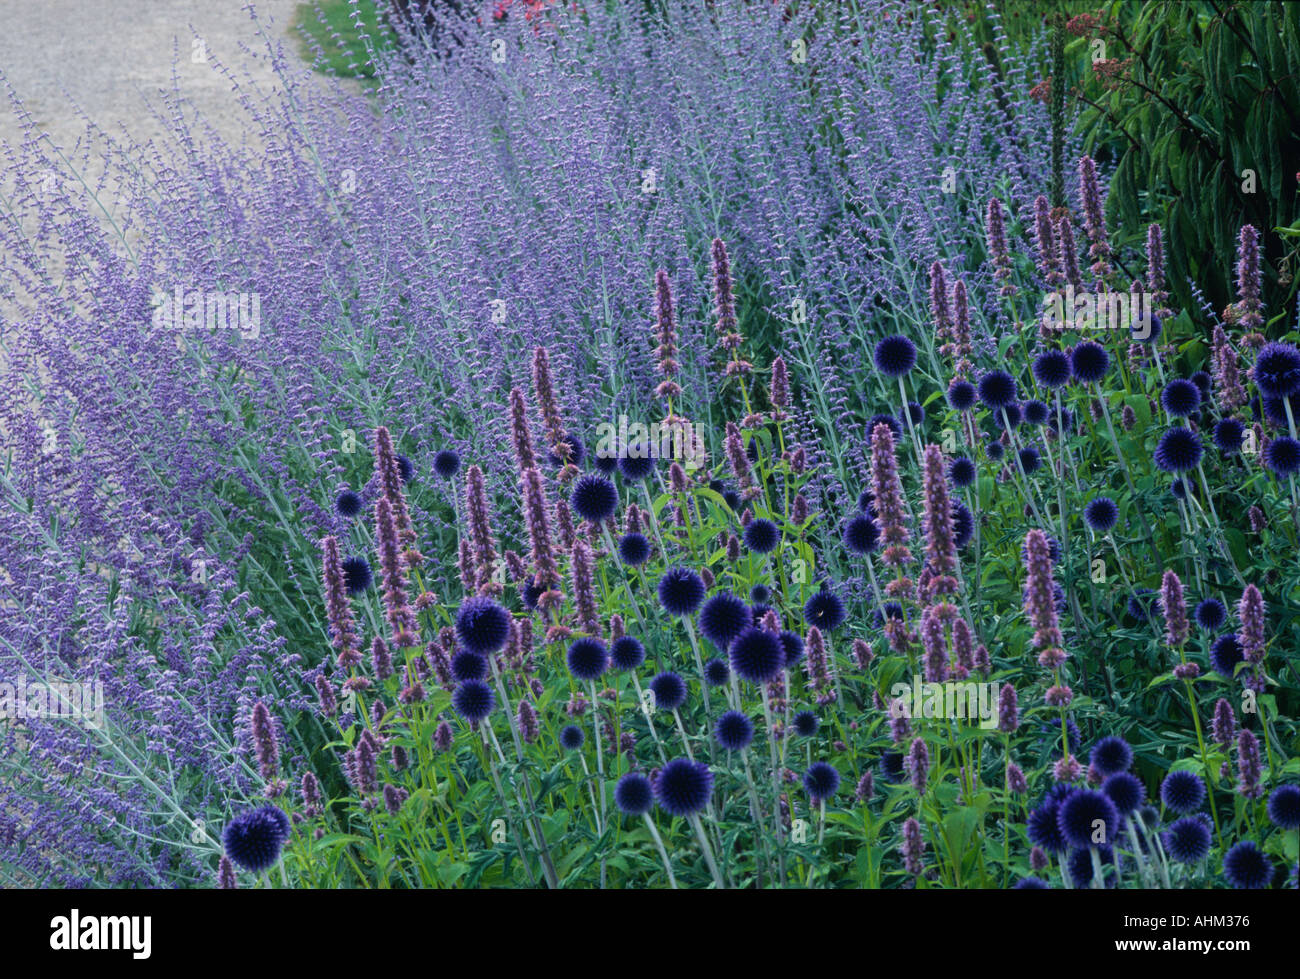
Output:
[
  {"xmin": 642, "ymin": 813, "xmax": 678, "ymax": 888},
  {"xmin": 689, "ymin": 813, "xmax": 726, "ymax": 889}
]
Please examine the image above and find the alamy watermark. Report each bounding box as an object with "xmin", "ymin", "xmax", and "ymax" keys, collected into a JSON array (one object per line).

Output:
[
  {"xmin": 1041, "ymin": 286, "xmax": 1155, "ymax": 340},
  {"xmin": 594, "ymin": 415, "xmax": 707, "ymax": 468},
  {"xmin": 0, "ymin": 677, "xmax": 104, "ymax": 728},
  {"xmin": 151, "ymin": 285, "xmax": 262, "ymax": 339},
  {"xmin": 889, "ymin": 675, "xmax": 999, "ymax": 729}
]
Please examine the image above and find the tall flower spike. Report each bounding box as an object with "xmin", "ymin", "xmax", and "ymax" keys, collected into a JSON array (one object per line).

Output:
[
  {"xmin": 1146, "ymin": 223, "xmax": 1168, "ymax": 310},
  {"xmin": 217, "ymin": 856, "xmax": 238, "ymax": 889},
  {"xmin": 570, "ymin": 539, "xmax": 600, "ymax": 637},
  {"xmin": 870, "ymin": 422, "xmax": 913, "ymax": 593},
  {"xmin": 998, "ymin": 683, "xmax": 1019, "ymax": 733},
  {"xmin": 1235, "ymin": 225, "xmax": 1263, "ymax": 331},
  {"xmin": 921, "ymin": 444, "xmax": 958, "ymax": 598},
  {"xmin": 948, "ymin": 280, "xmax": 973, "ymax": 378},
  {"xmin": 374, "ymin": 496, "xmax": 418, "ymax": 646},
  {"xmin": 250, "ymin": 700, "xmax": 279, "ymax": 784},
  {"xmin": 712, "ymin": 238, "xmax": 744, "ymax": 352},
  {"xmin": 1055, "ymin": 215, "xmax": 1082, "ymax": 290},
  {"xmin": 509, "ymin": 387, "xmax": 538, "ymax": 474},
  {"xmin": 521, "ymin": 467, "xmax": 562, "ymax": 604},
  {"xmin": 920, "ymin": 607, "xmax": 948, "ymax": 683},
  {"xmin": 1212, "ymin": 698, "xmax": 1236, "ymax": 748},
  {"xmin": 373, "ymin": 426, "xmax": 414, "ymax": 545},
  {"xmin": 1160, "ymin": 570, "xmax": 1188, "ymax": 648},
  {"xmin": 724, "ymin": 422, "xmax": 755, "ymax": 497},
  {"xmin": 1078, "ymin": 155, "xmax": 1111, "ymax": 277},
  {"xmin": 532, "ymin": 347, "xmax": 575, "ymax": 478},
  {"xmin": 1212, "ymin": 326, "xmax": 1247, "ymax": 410},
  {"xmin": 804, "ymin": 626, "xmax": 836, "ymax": 704},
  {"xmin": 906, "ymin": 736, "xmax": 929, "ymax": 796},
  {"xmin": 464, "ymin": 465, "xmax": 500, "ymax": 595},
  {"xmin": 929, "ymin": 261, "xmax": 953, "ymax": 342},
  {"xmin": 1023, "ymin": 529, "xmax": 1065, "ymax": 666},
  {"xmin": 320, "ymin": 535, "xmax": 362, "ymax": 668},
  {"xmin": 1033, "ymin": 195, "xmax": 1062, "ymax": 286},
  {"xmin": 653, "ymin": 269, "xmax": 684, "ymax": 402},
  {"xmin": 769, "ymin": 355, "xmax": 789, "ymax": 417},
  {"xmin": 985, "ymin": 200, "xmax": 1015, "ymax": 296},
  {"xmin": 901, "ymin": 816, "xmax": 925, "ymax": 876},
  {"xmin": 1236, "ymin": 728, "xmax": 1262, "ymax": 799},
  {"xmin": 1237, "ymin": 584, "xmax": 1266, "ymax": 664}
]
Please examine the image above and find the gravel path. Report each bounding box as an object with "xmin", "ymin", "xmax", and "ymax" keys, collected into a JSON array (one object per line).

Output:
[{"xmin": 0, "ymin": 0, "xmax": 312, "ymax": 155}]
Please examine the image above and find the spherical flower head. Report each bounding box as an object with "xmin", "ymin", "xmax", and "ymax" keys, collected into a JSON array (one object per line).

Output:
[
  {"xmin": 1090, "ymin": 736, "xmax": 1133, "ymax": 776},
  {"xmin": 792, "ymin": 710, "xmax": 820, "ymax": 737},
  {"xmin": 1213, "ymin": 417, "xmax": 1245, "ymax": 455},
  {"xmin": 1265, "ymin": 435, "xmax": 1300, "ymax": 476},
  {"xmin": 654, "ymin": 758, "xmax": 713, "ymax": 817},
  {"xmin": 570, "ymin": 473, "xmax": 619, "ymax": 523},
  {"xmin": 803, "ymin": 761, "xmax": 841, "ymax": 802},
  {"xmin": 559, "ymin": 724, "xmax": 585, "ymax": 751},
  {"xmin": 1253, "ymin": 342, "xmax": 1300, "ymax": 399},
  {"xmin": 1070, "ymin": 341, "xmax": 1110, "ymax": 384},
  {"xmin": 949, "ymin": 456, "xmax": 976, "ymax": 488},
  {"xmin": 703, "ymin": 657, "xmax": 730, "ymax": 686},
  {"xmin": 342, "ymin": 556, "xmax": 373, "ymax": 595},
  {"xmin": 978, "ymin": 369, "xmax": 1018, "ymax": 410},
  {"xmin": 1126, "ymin": 587, "xmax": 1156, "ymax": 621},
  {"xmin": 900, "ymin": 401, "xmax": 926, "ymax": 429},
  {"xmin": 452, "ymin": 679, "xmax": 495, "ymax": 722},
  {"xmin": 948, "ymin": 379, "xmax": 976, "ymax": 411},
  {"xmin": 450, "ymin": 649, "xmax": 488, "ymax": 683},
  {"xmin": 778, "ymin": 630, "xmax": 804, "ymax": 667},
  {"xmin": 1267, "ymin": 784, "xmax": 1300, "ymax": 830},
  {"xmin": 1057, "ymin": 788, "xmax": 1120, "ymax": 849},
  {"xmin": 1023, "ymin": 399, "xmax": 1050, "ymax": 426},
  {"xmin": 1195, "ymin": 598, "xmax": 1227, "ymax": 631},
  {"xmin": 1083, "ymin": 496, "xmax": 1119, "ymax": 533},
  {"xmin": 1209, "ymin": 634, "xmax": 1244, "ymax": 678},
  {"xmin": 610, "ymin": 635, "xmax": 646, "ymax": 671},
  {"xmin": 649, "ymin": 671, "xmax": 687, "ymax": 711},
  {"xmin": 1013, "ymin": 877, "xmax": 1050, "ymax": 889},
  {"xmin": 985, "ymin": 439, "xmax": 1005, "ymax": 462},
  {"xmin": 1033, "ymin": 350, "xmax": 1071, "ymax": 389},
  {"xmin": 992, "ymin": 402, "xmax": 1022, "ymax": 429},
  {"xmin": 1017, "ymin": 446, "xmax": 1042, "ymax": 474},
  {"xmin": 750, "ymin": 583, "xmax": 772, "ymax": 604},
  {"xmin": 455, "ymin": 596, "xmax": 511, "ymax": 655},
  {"xmin": 874, "ymin": 334, "xmax": 917, "ymax": 377},
  {"xmin": 804, "ymin": 586, "xmax": 846, "ymax": 631},
  {"xmin": 1160, "ymin": 814, "xmax": 1212, "ymax": 864},
  {"xmin": 1154, "ymin": 426, "xmax": 1203, "ymax": 472},
  {"xmin": 699, "ymin": 592, "xmax": 753, "ymax": 649},
  {"xmin": 951, "ymin": 501, "xmax": 974, "ymax": 548},
  {"xmin": 567, "ymin": 637, "xmax": 610, "ymax": 682},
  {"xmin": 658, "ymin": 566, "xmax": 705, "ymax": 616},
  {"xmin": 728, "ymin": 627, "xmax": 785, "ymax": 683},
  {"xmin": 1160, "ymin": 770, "xmax": 1206, "ymax": 813},
  {"xmin": 432, "ymin": 448, "xmax": 461, "ymax": 479},
  {"xmin": 1067, "ymin": 844, "xmax": 1119, "ymax": 889},
  {"xmin": 743, "ymin": 518, "xmax": 780, "ymax": 554},
  {"xmin": 548, "ymin": 433, "xmax": 586, "ymax": 468},
  {"xmin": 1161, "ymin": 378, "xmax": 1201, "ymax": 417},
  {"xmin": 617, "ymin": 532, "xmax": 651, "ymax": 567},
  {"xmin": 614, "ymin": 772, "xmax": 653, "ymax": 815},
  {"xmin": 867, "ymin": 412, "xmax": 903, "ymax": 441},
  {"xmin": 617, "ymin": 450, "xmax": 656, "ymax": 482},
  {"xmin": 1102, "ymin": 772, "xmax": 1145, "ymax": 815},
  {"xmin": 593, "ymin": 451, "xmax": 617, "ymax": 474},
  {"xmin": 396, "ymin": 454, "xmax": 415, "ymax": 484},
  {"xmin": 335, "ymin": 489, "xmax": 363, "ymax": 518},
  {"xmin": 1027, "ymin": 795, "xmax": 1072, "ymax": 853},
  {"xmin": 1222, "ymin": 840, "xmax": 1272, "ymax": 889},
  {"xmin": 842, "ymin": 512, "xmax": 881, "ymax": 555},
  {"xmin": 222, "ymin": 806, "xmax": 290, "ymax": 873},
  {"xmin": 714, "ymin": 710, "xmax": 755, "ymax": 751}
]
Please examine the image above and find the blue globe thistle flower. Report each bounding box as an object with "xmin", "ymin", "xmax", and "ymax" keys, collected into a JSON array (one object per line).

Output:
[
  {"xmin": 520, "ymin": 579, "xmax": 544, "ymax": 611},
  {"xmin": 857, "ymin": 489, "xmax": 876, "ymax": 515},
  {"xmin": 567, "ymin": 637, "xmax": 610, "ymax": 682},
  {"xmin": 880, "ymin": 751, "xmax": 905, "ymax": 783},
  {"xmin": 750, "ymin": 584, "xmax": 772, "ymax": 604},
  {"xmin": 749, "ymin": 602, "xmax": 772, "ymax": 621},
  {"xmin": 1127, "ymin": 588, "xmax": 1157, "ymax": 621},
  {"xmin": 1191, "ymin": 370, "xmax": 1211, "ymax": 394},
  {"xmin": 874, "ymin": 334, "xmax": 918, "ymax": 377},
  {"xmin": 654, "ymin": 758, "xmax": 713, "ymax": 817},
  {"xmin": 874, "ymin": 601, "xmax": 906, "ymax": 627},
  {"xmin": 843, "ymin": 513, "xmax": 881, "ymax": 555},
  {"xmin": 649, "ymin": 671, "xmax": 687, "ymax": 711},
  {"xmin": 1137, "ymin": 313, "xmax": 1163, "ymax": 344},
  {"xmin": 803, "ymin": 761, "xmax": 840, "ymax": 801},
  {"xmin": 1017, "ymin": 446, "xmax": 1042, "ymax": 474},
  {"xmin": 1013, "ymin": 877, "xmax": 1051, "ymax": 889},
  {"xmin": 1161, "ymin": 379, "xmax": 1201, "ymax": 417},
  {"xmin": 548, "ymin": 433, "xmax": 586, "ymax": 468},
  {"xmin": 804, "ymin": 585, "xmax": 846, "ymax": 631},
  {"xmin": 1101, "ymin": 772, "xmax": 1145, "ymax": 815},
  {"xmin": 792, "ymin": 710, "xmax": 820, "ymax": 737},
  {"xmin": 335, "ymin": 489, "xmax": 363, "ymax": 518},
  {"xmin": 432, "ymin": 448, "xmax": 461, "ymax": 479},
  {"xmin": 978, "ymin": 369, "xmax": 1018, "ymax": 409},
  {"xmin": 1170, "ymin": 478, "xmax": 1191, "ymax": 500},
  {"xmin": 949, "ymin": 456, "xmax": 976, "ymax": 487},
  {"xmin": 1209, "ymin": 634, "xmax": 1244, "ymax": 678},
  {"xmin": 658, "ymin": 566, "xmax": 705, "ymax": 616},
  {"xmin": 1068, "ymin": 845, "xmax": 1119, "ymax": 888},
  {"xmin": 1264, "ymin": 435, "xmax": 1300, "ymax": 476},
  {"xmin": 1160, "ymin": 770, "xmax": 1206, "ymax": 813},
  {"xmin": 452, "ymin": 680, "xmax": 495, "ymax": 722},
  {"xmin": 1027, "ymin": 796, "xmax": 1071, "ymax": 853},
  {"xmin": 1090, "ymin": 736, "xmax": 1133, "ymax": 776},
  {"xmin": 699, "ymin": 592, "xmax": 753, "ymax": 649},
  {"xmin": 1253, "ymin": 342, "xmax": 1300, "ymax": 399},
  {"xmin": 1023, "ymin": 399, "xmax": 1050, "ymax": 426},
  {"xmin": 222, "ymin": 806, "xmax": 290, "ymax": 873},
  {"xmin": 991, "ymin": 402, "xmax": 1022, "ymax": 429},
  {"xmin": 1032, "ymin": 350, "xmax": 1071, "ymax": 389},
  {"xmin": 1048, "ymin": 406, "xmax": 1075, "ymax": 435},
  {"xmin": 559, "ymin": 724, "xmax": 585, "ymax": 751},
  {"xmin": 1057, "ymin": 789, "xmax": 1120, "ymax": 849},
  {"xmin": 342, "ymin": 556, "xmax": 372, "ymax": 595},
  {"xmin": 1267, "ymin": 784, "xmax": 1300, "ymax": 830},
  {"xmin": 1163, "ymin": 815, "xmax": 1212, "ymax": 863},
  {"xmin": 455, "ymin": 596, "xmax": 511, "ymax": 655},
  {"xmin": 570, "ymin": 473, "xmax": 619, "ymax": 523},
  {"xmin": 703, "ymin": 657, "xmax": 730, "ymax": 686},
  {"xmin": 985, "ymin": 439, "xmax": 1005, "ymax": 462},
  {"xmin": 618, "ymin": 450, "xmax": 656, "ymax": 482},
  {"xmin": 618, "ymin": 532, "xmax": 651, "ymax": 566},
  {"xmin": 593, "ymin": 452, "xmax": 618, "ymax": 474},
  {"xmin": 1213, "ymin": 417, "xmax": 1245, "ymax": 454},
  {"xmin": 1222, "ymin": 840, "xmax": 1272, "ymax": 889},
  {"xmin": 1154, "ymin": 427, "xmax": 1203, "ymax": 472},
  {"xmin": 948, "ymin": 379, "xmax": 977, "ymax": 411},
  {"xmin": 743, "ymin": 518, "xmax": 781, "ymax": 554},
  {"xmin": 729, "ymin": 627, "xmax": 784, "ymax": 683},
  {"xmin": 746, "ymin": 438, "xmax": 760, "ymax": 464},
  {"xmin": 610, "ymin": 635, "xmax": 646, "ymax": 671},
  {"xmin": 1069, "ymin": 341, "xmax": 1110, "ymax": 384},
  {"xmin": 1263, "ymin": 392, "xmax": 1300, "ymax": 427},
  {"xmin": 614, "ymin": 772, "xmax": 653, "ymax": 815},
  {"xmin": 450, "ymin": 649, "xmax": 488, "ymax": 683},
  {"xmin": 778, "ymin": 630, "xmax": 805, "ymax": 667},
  {"xmin": 722, "ymin": 488, "xmax": 742, "ymax": 512},
  {"xmin": 900, "ymin": 401, "xmax": 926, "ymax": 429},
  {"xmin": 396, "ymin": 454, "xmax": 414, "ymax": 484},
  {"xmin": 867, "ymin": 413, "xmax": 903, "ymax": 440},
  {"xmin": 951, "ymin": 500, "xmax": 974, "ymax": 549},
  {"xmin": 714, "ymin": 711, "xmax": 755, "ymax": 751},
  {"xmin": 1194, "ymin": 598, "xmax": 1227, "ymax": 631}
]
